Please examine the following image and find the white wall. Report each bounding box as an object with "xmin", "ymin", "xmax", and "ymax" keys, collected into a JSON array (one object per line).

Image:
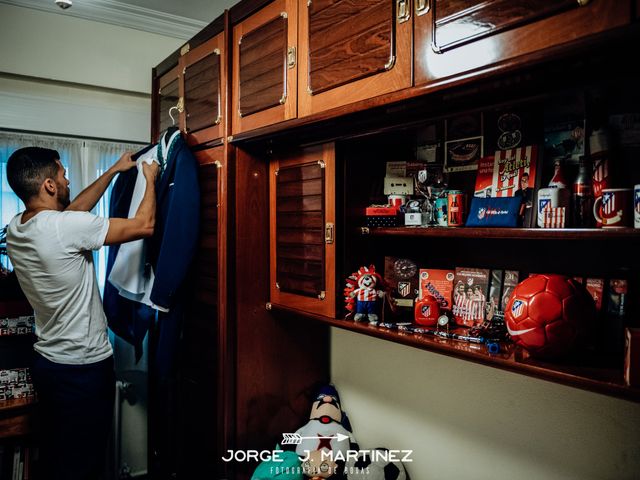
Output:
[
  {"xmin": 0, "ymin": 3, "xmax": 184, "ymax": 142},
  {"xmin": 0, "ymin": 3, "xmax": 182, "ymax": 94},
  {"xmin": 0, "ymin": 75, "xmax": 151, "ymax": 141},
  {"xmin": 331, "ymin": 328, "xmax": 640, "ymax": 480}
]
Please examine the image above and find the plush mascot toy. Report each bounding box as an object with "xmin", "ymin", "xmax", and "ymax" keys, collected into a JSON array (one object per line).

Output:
[
  {"xmin": 344, "ymin": 265, "xmax": 387, "ymax": 323},
  {"xmin": 294, "ymin": 385, "xmax": 357, "ymax": 479}
]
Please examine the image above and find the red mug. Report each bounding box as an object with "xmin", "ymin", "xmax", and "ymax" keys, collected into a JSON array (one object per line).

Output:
[
  {"xmin": 415, "ymin": 295, "xmax": 441, "ymax": 326},
  {"xmin": 593, "ymin": 188, "xmax": 632, "ymax": 228}
]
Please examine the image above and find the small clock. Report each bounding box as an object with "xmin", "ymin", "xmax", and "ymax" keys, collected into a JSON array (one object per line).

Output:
[{"xmin": 393, "ymin": 258, "xmax": 417, "ymax": 280}]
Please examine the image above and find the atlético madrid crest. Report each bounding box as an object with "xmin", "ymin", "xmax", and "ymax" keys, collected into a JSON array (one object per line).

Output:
[{"xmin": 511, "ymin": 299, "xmax": 525, "ymax": 318}]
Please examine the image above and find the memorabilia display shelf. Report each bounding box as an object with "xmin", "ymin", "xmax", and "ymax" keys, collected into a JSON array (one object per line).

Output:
[
  {"xmin": 361, "ymin": 227, "xmax": 640, "ymax": 241},
  {"xmin": 268, "ymin": 303, "xmax": 640, "ymax": 403}
]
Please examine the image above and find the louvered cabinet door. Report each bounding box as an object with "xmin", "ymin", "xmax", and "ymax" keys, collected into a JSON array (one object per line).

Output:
[
  {"xmin": 178, "ymin": 145, "xmax": 228, "ymax": 477},
  {"xmin": 183, "ymin": 33, "xmax": 226, "ymax": 146},
  {"xmin": 415, "ymin": 0, "xmax": 631, "ymax": 85},
  {"xmin": 153, "ymin": 66, "xmax": 181, "ymax": 141},
  {"xmin": 232, "ymin": 0, "xmax": 297, "ymax": 134},
  {"xmin": 298, "ymin": 0, "xmax": 412, "ymax": 117},
  {"xmin": 269, "ymin": 143, "xmax": 336, "ymax": 317}
]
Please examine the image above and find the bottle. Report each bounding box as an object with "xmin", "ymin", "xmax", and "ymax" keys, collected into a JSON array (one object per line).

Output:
[
  {"xmin": 572, "ymin": 156, "xmax": 593, "ymax": 228},
  {"xmin": 548, "ymin": 158, "xmax": 568, "ymax": 188}
]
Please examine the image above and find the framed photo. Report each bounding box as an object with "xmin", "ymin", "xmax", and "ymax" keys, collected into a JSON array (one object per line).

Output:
[{"xmin": 444, "ymin": 136, "xmax": 483, "ymax": 172}]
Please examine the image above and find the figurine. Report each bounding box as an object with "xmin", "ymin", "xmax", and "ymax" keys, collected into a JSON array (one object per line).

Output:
[
  {"xmin": 344, "ymin": 265, "xmax": 386, "ymax": 323},
  {"xmin": 295, "ymin": 385, "xmax": 357, "ymax": 479}
]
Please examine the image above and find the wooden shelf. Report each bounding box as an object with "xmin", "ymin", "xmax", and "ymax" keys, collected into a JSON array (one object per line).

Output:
[
  {"xmin": 0, "ymin": 398, "xmax": 36, "ymax": 439},
  {"xmin": 268, "ymin": 303, "xmax": 640, "ymax": 403},
  {"xmin": 362, "ymin": 227, "xmax": 640, "ymax": 241}
]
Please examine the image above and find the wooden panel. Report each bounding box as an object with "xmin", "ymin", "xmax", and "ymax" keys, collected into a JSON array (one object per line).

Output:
[
  {"xmin": 158, "ymin": 70, "xmax": 180, "ymax": 136},
  {"xmin": 416, "ymin": 0, "xmax": 632, "ymax": 84},
  {"xmin": 275, "ymin": 162, "xmax": 325, "ymax": 298},
  {"xmin": 433, "ymin": 0, "xmax": 578, "ymax": 52},
  {"xmin": 270, "ymin": 143, "xmax": 337, "ymax": 317},
  {"xmin": 177, "ymin": 145, "xmax": 228, "ymax": 477},
  {"xmin": 234, "ymin": 147, "xmax": 329, "ymax": 478},
  {"xmin": 184, "ymin": 32, "xmax": 227, "ymax": 146},
  {"xmin": 308, "ymin": 0, "xmax": 392, "ymax": 94},
  {"xmin": 232, "ymin": 0, "xmax": 298, "ymax": 134},
  {"xmin": 298, "ymin": 0, "xmax": 412, "ymax": 117},
  {"xmin": 239, "ymin": 15, "xmax": 287, "ymax": 116},
  {"xmin": 185, "ymin": 52, "xmax": 220, "ymax": 132}
]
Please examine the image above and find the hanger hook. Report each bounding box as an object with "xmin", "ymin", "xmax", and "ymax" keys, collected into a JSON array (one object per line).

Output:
[{"xmin": 168, "ymin": 105, "xmax": 178, "ymax": 126}]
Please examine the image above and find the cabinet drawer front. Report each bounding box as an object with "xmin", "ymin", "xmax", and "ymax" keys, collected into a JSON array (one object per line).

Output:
[
  {"xmin": 307, "ymin": 0, "xmax": 394, "ymax": 94},
  {"xmin": 185, "ymin": 51, "xmax": 221, "ymax": 133},
  {"xmin": 433, "ymin": 0, "xmax": 587, "ymax": 53},
  {"xmin": 239, "ymin": 15, "xmax": 287, "ymax": 117}
]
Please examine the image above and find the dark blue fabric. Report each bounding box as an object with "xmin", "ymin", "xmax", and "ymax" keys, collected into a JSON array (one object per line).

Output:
[
  {"xmin": 148, "ymin": 136, "xmax": 200, "ymax": 309},
  {"xmin": 31, "ymin": 352, "xmax": 115, "ymax": 480},
  {"xmin": 103, "ymin": 135, "xmax": 199, "ymax": 373}
]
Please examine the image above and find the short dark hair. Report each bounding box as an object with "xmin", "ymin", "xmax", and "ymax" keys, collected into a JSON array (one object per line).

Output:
[{"xmin": 6, "ymin": 147, "xmax": 61, "ymax": 203}]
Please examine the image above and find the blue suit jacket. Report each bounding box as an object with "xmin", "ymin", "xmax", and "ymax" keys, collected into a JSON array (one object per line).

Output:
[{"xmin": 104, "ymin": 134, "xmax": 200, "ymax": 372}]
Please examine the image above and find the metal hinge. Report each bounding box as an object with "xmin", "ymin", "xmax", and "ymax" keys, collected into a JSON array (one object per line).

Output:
[
  {"xmin": 180, "ymin": 44, "xmax": 190, "ymax": 56},
  {"xmin": 214, "ymin": 160, "xmax": 222, "ymax": 169},
  {"xmin": 318, "ymin": 291, "xmax": 326, "ymax": 300},
  {"xmin": 213, "ymin": 48, "xmax": 221, "ymax": 55},
  {"xmin": 275, "ymin": 282, "xmax": 281, "ymax": 290},
  {"xmin": 265, "ymin": 302, "xmax": 273, "ymax": 311},
  {"xmin": 325, "ymin": 222, "xmax": 334, "ymax": 244},
  {"xmin": 317, "ymin": 160, "xmax": 326, "ymax": 169}
]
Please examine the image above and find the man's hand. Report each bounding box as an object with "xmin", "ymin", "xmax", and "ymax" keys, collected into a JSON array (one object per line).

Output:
[
  {"xmin": 143, "ymin": 161, "xmax": 159, "ymax": 181},
  {"xmin": 111, "ymin": 152, "xmax": 137, "ymax": 173}
]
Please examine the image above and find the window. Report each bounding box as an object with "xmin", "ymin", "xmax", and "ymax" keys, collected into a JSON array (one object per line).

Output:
[{"xmin": 0, "ymin": 132, "xmax": 143, "ymax": 292}]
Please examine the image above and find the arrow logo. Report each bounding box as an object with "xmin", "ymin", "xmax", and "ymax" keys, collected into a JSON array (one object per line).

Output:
[{"xmin": 281, "ymin": 433, "xmax": 349, "ymax": 445}]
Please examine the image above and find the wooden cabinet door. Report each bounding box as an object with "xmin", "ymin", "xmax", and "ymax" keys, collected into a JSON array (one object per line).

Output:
[
  {"xmin": 183, "ymin": 33, "xmax": 226, "ymax": 146},
  {"xmin": 269, "ymin": 143, "xmax": 336, "ymax": 317},
  {"xmin": 232, "ymin": 0, "xmax": 297, "ymax": 134},
  {"xmin": 415, "ymin": 0, "xmax": 631, "ymax": 85},
  {"xmin": 153, "ymin": 66, "xmax": 181, "ymax": 141},
  {"xmin": 177, "ymin": 145, "xmax": 229, "ymax": 477},
  {"xmin": 298, "ymin": 0, "xmax": 412, "ymax": 117}
]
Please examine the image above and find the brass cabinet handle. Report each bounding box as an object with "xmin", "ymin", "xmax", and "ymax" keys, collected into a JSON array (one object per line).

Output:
[
  {"xmin": 287, "ymin": 46, "xmax": 296, "ymax": 69},
  {"xmin": 325, "ymin": 222, "xmax": 334, "ymax": 244},
  {"xmin": 397, "ymin": 0, "xmax": 411, "ymax": 23},
  {"xmin": 415, "ymin": 0, "xmax": 430, "ymax": 16}
]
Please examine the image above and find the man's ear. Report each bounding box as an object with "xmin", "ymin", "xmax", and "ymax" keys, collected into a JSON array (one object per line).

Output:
[{"xmin": 43, "ymin": 178, "xmax": 57, "ymax": 196}]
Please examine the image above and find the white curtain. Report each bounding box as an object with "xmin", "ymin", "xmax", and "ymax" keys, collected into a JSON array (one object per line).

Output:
[{"xmin": 0, "ymin": 131, "xmax": 144, "ymax": 290}]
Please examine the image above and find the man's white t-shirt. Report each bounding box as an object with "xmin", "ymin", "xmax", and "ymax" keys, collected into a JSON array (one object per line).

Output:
[{"xmin": 7, "ymin": 210, "xmax": 113, "ymax": 365}]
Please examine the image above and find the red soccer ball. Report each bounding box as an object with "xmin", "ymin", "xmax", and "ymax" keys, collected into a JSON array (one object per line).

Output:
[{"xmin": 504, "ymin": 274, "xmax": 595, "ymax": 359}]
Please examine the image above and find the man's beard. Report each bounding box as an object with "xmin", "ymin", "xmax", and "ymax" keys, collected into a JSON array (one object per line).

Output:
[{"xmin": 57, "ymin": 185, "xmax": 70, "ymax": 208}]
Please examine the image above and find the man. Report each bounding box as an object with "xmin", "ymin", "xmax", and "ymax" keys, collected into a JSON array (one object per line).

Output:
[
  {"xmin": 514, "ymin": 172, "xmax": 533, "ymax": 224},
  {"xmin": 5, "ymin": 146, "xmax": 158, "ymax": 480}
]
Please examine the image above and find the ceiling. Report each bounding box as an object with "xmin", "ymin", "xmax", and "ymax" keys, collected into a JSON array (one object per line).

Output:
[
  {"xmin": 0, "ymin": 0, "xmax": 239, "ymax": 39},
  {"xmin": 115, "ymin": 0, "xmax": 236, "ymax": 23}
]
